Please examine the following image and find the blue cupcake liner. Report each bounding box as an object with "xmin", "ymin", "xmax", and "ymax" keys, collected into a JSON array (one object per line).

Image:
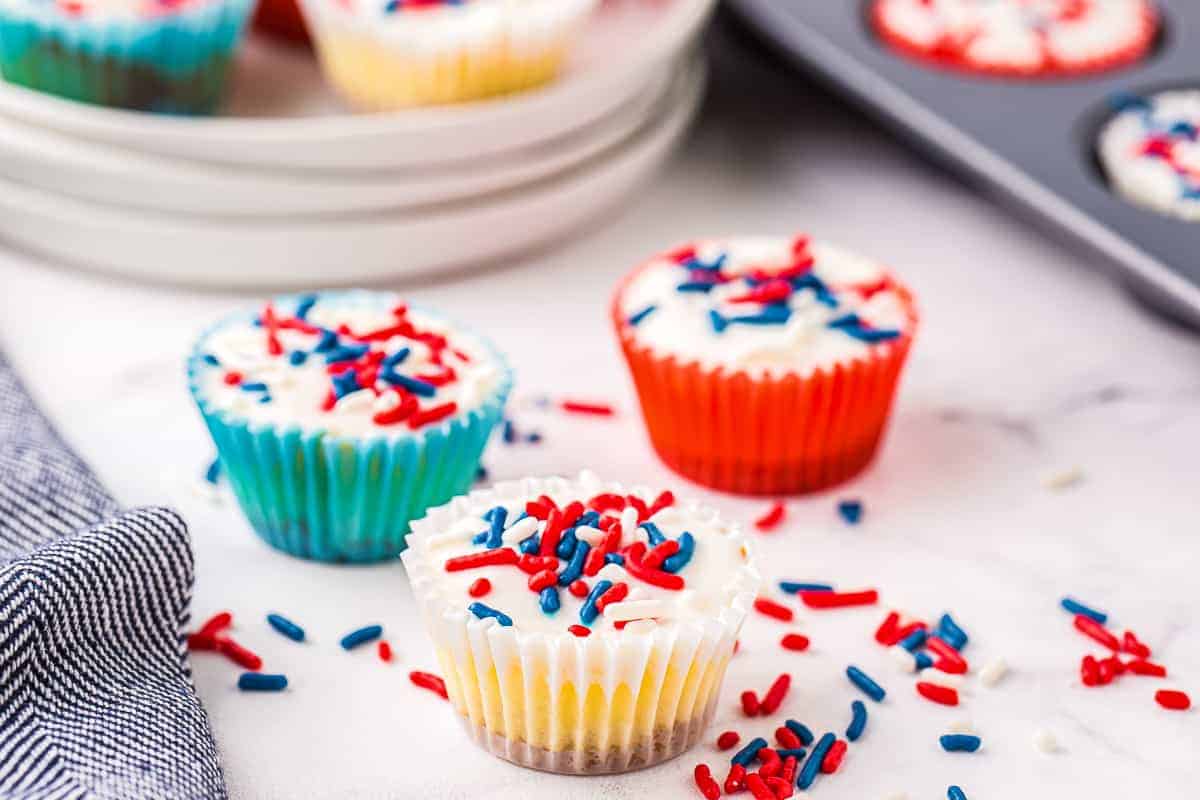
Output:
[
  {"xmin": 0, "ymin": 0, "xmax": 253, "ymax": 112},
  {"xmin": 186, "ymin": 292, "xmax": 513, "ymax": 563}
]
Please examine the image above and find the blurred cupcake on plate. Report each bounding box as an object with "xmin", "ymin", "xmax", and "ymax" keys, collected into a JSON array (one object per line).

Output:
[
  {"xmin": 300, "ymin": 0, "xmax": 596, "ymax": 110},
  {"xmin": 612, "ymin": 234, "xmax": 918, "ymax": 496},
  {"xmin": 0, "ymin": 0, "xmax": 253, "ymax": 113},
  {"xmin": 187, "ymin": 290, "xmax": 512, "ymax": 563}
]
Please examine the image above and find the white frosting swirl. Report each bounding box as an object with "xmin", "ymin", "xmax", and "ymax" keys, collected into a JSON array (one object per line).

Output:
[{"xmin": 616, "ymin": 236, "xmax": 914, "ymax": 377}]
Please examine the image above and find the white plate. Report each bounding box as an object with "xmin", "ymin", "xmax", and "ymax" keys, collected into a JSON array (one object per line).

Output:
[
  {"xmin": 0, "ymin": 55, "xmax": 705, "ymax": 288},
  {"xmin": 0, "ymin": 0, "xmax": 713, "ymax": 171},
  {"xmin": 0, "ymin": 67, "xmax": 671, "ymax": 216}
]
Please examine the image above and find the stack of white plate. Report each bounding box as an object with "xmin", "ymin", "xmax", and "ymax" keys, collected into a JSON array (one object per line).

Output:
[{"xmin": 0, "ymin": 0, "xmax": 712, "ymax": 287}]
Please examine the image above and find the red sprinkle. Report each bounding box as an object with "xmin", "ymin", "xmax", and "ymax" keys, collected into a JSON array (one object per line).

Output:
[
  {"xmin": 745, "ymin": 773, "xmax": 775, "ymax": 800},
  {"xmin": 444, "ymin": 548, "xmax": 518, "ymax": 572},
  {"xmin": 780, "ymin": 633, "xmax": 810, "ymax": 652},
  {"xmin": 647, "ymin": 490, "xmax": 675, "ymax": 517},
  {"xmin": 625, "ymin": 550, "xmax": 685, "ymax": 590},
  {"xmin": 187, "ymin": 633, "xmax": 216, "ymax": 651},
  {"xmin": 197, "ymin": 611, "xmax": 233, "ymax": 639},
  {"xmin": 528, "ymin": 569, "xmax": 558, "ymax": 592},
  {"xmin": 1074, "ymin": 614, "xmax": 1121, "ymax": 651},
  {"xmin": 595, "ymin": 582, "xmax": 630, "ymax": 612},
  {"xmin": 1081, "ymin": 655, "xmax": 1101, "ymax": 687},
  {"xmin": 372, "ymin": 394, "xmax": 418, "ymax": 426},
  {"xmin": 820, "ymin": 739, "xmax": 848, "ymax": 774},
  {"xmin": 222, "ymin": 371, "xmax": 243, "ymax": 386},
  {"xmin": 560, "ymin": 400, "xmax": 615, "ymax": 416},
  {"xmin": 780, "ymin": 755, "xmax": 798, "ymax": 785},
  {"xmin": 1122, "ymin": 631, "xmax": 1152, "ymax": 659},
  {"xmin": 409, "ymin": 670, "xmax": 448, "ymax": 699},
  {"xmin": 568, "ymin": 580, "xmax": 590, "ymax": 599},
  {"xmin": 588, "ymin": 493, "xmax": 626, "ymax": 512},
  {"xmin": 568, "ymin": 624, "xmax": 591, "ymax": 638},
  {"xmin": 525, "ymin": 500, "xmax": 551, "ymax": 519},
  {"xmin": 467, "ymin": 578, "xmax": 492, "ymax": 598},
  {"xmin": 767, "ymin": 775, "xmax": 793, "ymax": 799},
  {"xmin": 800, "ymin": 589, "xmax": 878, "ymax": 609},
  {"xmin": 775, "ymin": 726, "xmax": 801, "ymax": 749},
  {"xmin": 741, "ymin": 690, "xmax": 761, "ymax": 716},
  {"xmin": 724, "ymin": 764, "xmax": 746, "ymax": 794},
  {"xmin": 757, "ymin": 748, "xmax": 781, "ymax": 778},
  {"xmin": 716, "ymin": 730, "xmax": 741, "ymax": 750},
  {"xmin": 1128, "ymin": 660, "xmax": 1167, "ymax": 678},
  {"xmin": 583, "ymin": 546, "xmax": 609, "ymax": 577},
  {"xmin": 760, "ymin": 673, "xmax": 791, "ymax": 715},
  {"xmin": 933, "ymin": 657, "xmax": 968, "ymax": 675},
  {"xmin": 693, "ymin": 764, "xmax": 721, "ymax": 800},
  {"xmin": 1155, "ymin": 689, "xmax": 1191, "ymax": 710},
  {"xmin": 916, "ymin": 681, "xmax": 959, "ymax": 706},
  {"xmin": 539, "ymin": 510, "xmax": 567, "ymax": 558},
  {"xmin": 926, "ymin": 637, "xmax": 968, "ymax": 673},
  {"xmin": 754, "ymin": 502, "xmax": 787, "ymax": 532},
  {"xmin": 643, "ymin": 540, "xmax": 681, "ymax": 570},
  {"xmin": 215, "ymin": 638, "xmax": 262, "ymax": 671},
  {"xmin": 378, "ymin": 641, "xmax": 393, "ymax": 663},
  {"xmin": 754, "ymin": 597, "xmax": 795, "ymax": 623},
  {"xmin": 874, "ymin": 611, "xmax": 902, "ymax": 645},
  {"xmin": 407, "ymin": 401, "xmax": 457, "ymax": 429}
]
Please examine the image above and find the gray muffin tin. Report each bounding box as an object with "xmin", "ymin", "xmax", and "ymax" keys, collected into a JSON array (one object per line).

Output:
[{"xmin": 726, "ymin": 0, "xmax": 1200, "ymax": 325}]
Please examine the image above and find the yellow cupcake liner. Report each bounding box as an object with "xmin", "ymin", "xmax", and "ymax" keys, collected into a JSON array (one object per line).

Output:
[
  {"xmin": 300, "ymin": 0, "xmax": 594, "ymax": 109},
  {"xmin": 401, "ymin": 476, "xmax": 758, "ymax": 774}
]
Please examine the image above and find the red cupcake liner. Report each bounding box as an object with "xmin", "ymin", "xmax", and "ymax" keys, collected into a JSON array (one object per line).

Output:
[
  {"xmin": 254, "ymin": 0, "xmax": 310, "ymax": 45},
  {"xmin": 870, "ymin": 0, "xmax": 1159, "ymax": 80},
  {"xmin": 612, "ymin": 260, "xmax": 918, "ymax": 496}
]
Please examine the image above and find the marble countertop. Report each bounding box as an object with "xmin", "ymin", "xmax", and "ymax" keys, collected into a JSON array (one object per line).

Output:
[{"xmin": 1, "ymin": 21, "xmax": 1197, "ymax": 800}]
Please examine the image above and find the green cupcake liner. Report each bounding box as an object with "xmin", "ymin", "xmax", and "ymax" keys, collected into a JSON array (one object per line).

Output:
[
  {"xmin": 0, "ymin": 0, "xmax": 253, "ymax": 113},
  {"xmin": 187, "ymin": 296, "xmax": 513, "ymax": 563}
]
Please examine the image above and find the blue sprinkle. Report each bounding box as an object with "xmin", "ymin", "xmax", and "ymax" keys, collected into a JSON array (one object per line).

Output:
[
  {"xmin": 324, "ymin": 344, "xmax": 370, "ymax": 364},
  {"xmin": 792, "ymin": 273, "xmax": 838, "ymax": 307},
  {"xmin": 339, "ymin": 624, "xmax": 383, "ymax": 650},
  {"xmin": 202, "ymin": 353, "xmax": 220, "ymax": 367},
  {"xmin": 313, "ymin": 329, "xmax": 339, "ymax": 353},
  {"xmin": 266, "ymin": 613, "xmax": 305, "ymax": 643},
  {"xmin": 331, "ymin": 369, "xmax": 361, "ymax": 400},
  {"xmin": 539, "ymin": 586, "xmax": 561, "ymax": 615},
  {"xmin": 844, "ymin": 326, "xmax": 901, "ymax": 343},
  {"xmin": 779, "ymin": 582, "xmax": 833, "ymax": 594},
  {"xmin": 468, "ymin": 602, "xmax": 513, "ymax": 627},
  {"xmin": 846, "ymin": 665, "xmax": 886, "ymax": 702},
  {"xmin": 797, "ymin": 733, "xmax": 835, "ymax": 789},
  {"xmin": 381, "ymin": 372, "xmax": 436, "ymax": 397},
  {"xmin": 915, "ymin": 651, "xmax": 934, "ymax": 671},
  {"xmin": 475, "ymin": 465, "xmax": 488, "ymax": 482},
  {"xmin": 1107, "ymin": 91, "xmax": 1149, "ymax": 113},
  {"xmin": 258, "ymin": 394, "xmax": 272, "ymax": 404},
  {"xmin": 471, "ymin": 531, "xmax": 488, "ymax": 545},
  {"xmin": 604, "ymin": 553, "xmax": 625, "ymax": 566},
  {"xmin": 730, "ymin": 304, "xmax": 791, "ymax": 326},
  {"xmin": 938, "ymin": 613, "xmax": 969, "ymax": 650},
  {"xmin": 204, "ymin": 459, "xmax": 221, "ymax": 485},
  {"xmin": 526, "ymin": 432, "xmax": 543, "ymax": 444},
  {"xmin": 775, "ymin": 748, "xmax": 807, "ymax": 761},
  {"xmin": 676, "ymin": 281, "xmax": 717, "ymax": 293},
  {"xmin": 1061, "ymin": 597, "xmax": 1107, "ymax": 624},
  {"xmin": 294, "ymin": 294, "xmax": 317, "ymax": 320},
  {"xmin": 846, "ymin": 700, "xmax": 868, "ymax": 742},
  {"xmin": 503, "ymin": 419, "xmax": 517, "ymax": 444},
  {"xmin": 288, "ymin": 350, "xmax": 308, "ymax": 366},
  {"xmin": 238, "ymin": 672, "xmax": 288, "ymax": 692},
  {"xmin": 555, "ymin": 528, "xmax": 578, "ymax": 560},
  {"xmin": 484, "ymin": 506, "xmax": 507, "ymax": 549},
  {"xmin": 1169, "ymin": 121, "xmax": 1198, "ymax": 140},
  {"xmin": 731, "ymin": 736, "xmax": 768, "ymax": 767},
  {"xmin": 628, "ymin": 305, "xmax": 658, "ymax": 326},
  {"xmin": 940, "ymin": 734, "xmax": 982, "ymax": 753},
  {"xmin": 384, "ymin": 0, "xmax": 399, "ymax": 9},
  {"xmin": 519, "ymin": 534, "xmax": 541, "ymax": 555},
  {"xmin": 640, "ymin": 522, "xmax": 666, "ymax": 546},
  {"xmin": 709, "ymin": 309, "xmax": 728, "ymax": 333},
  {"xmin": 558, "ymin": 540, "xmax": 591, "ymax": 586},
  {"xmin": 784, "ymin": 719, "xmax": 814, "ymax": 746},
  {"xmin": 948, "ymin": 787, "xmax": 969, "ymax": 800},
  {"xmin": 576, "ymin": 511, "xmax": 601, "ymax": 528},
  {"xmin": 240, "ymin": 382, "xmax": 268, "ymax": 392},
  {"xmin": 383, "ymin": 347, "xmax": 411, "ymax": 368},
  {"xmin": 579, "ymin": 579, "xmax": 612, "ymax": 626},
  {"xmin": 828, "ymin": 313, "xmax": 861, "ymax": 329},
  {"xmin": 837, "ymin": 499, "xmax": 863, "ymax": 525},
  {"xmin": 899, "ymin": 628, "xmax": 927, "ymax": 652},
  {"xmin": 661, "ymin": 531, "xmax": 694, "ymax": 573}
]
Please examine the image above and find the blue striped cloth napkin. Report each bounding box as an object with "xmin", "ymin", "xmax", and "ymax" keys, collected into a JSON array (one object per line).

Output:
[{"xmin": 0, "ymin": 354, "xmax": 225, "ymax": 799}]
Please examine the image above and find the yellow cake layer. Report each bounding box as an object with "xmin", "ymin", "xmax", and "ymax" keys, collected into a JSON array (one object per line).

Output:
[
  {"xmin": 311, "ymin": 32, "xmax": 568, "ymax": 109},
  {"xmin": 435, "ymin": 647, "xmax": 732, "ymax": 753}
]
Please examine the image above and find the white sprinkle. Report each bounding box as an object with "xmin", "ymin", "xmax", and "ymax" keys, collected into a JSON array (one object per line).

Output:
[
  {"xmin": 924, "ymin": 670, "xmax": 965, "ymax": 691},
  {"xmin": 980, "ymin": 658, "xmax": 1009, "ymax": 687},
  {"xmin": 1042, "ymin": 466, "xmax": 1084, "ymax": 490},
  {"xmin": 619, "ymin": 507, "xmax": 639, "ymax": 538},
  {"xmin": 1033, "ymin": 728, "xmax": 1059, "ymax": 754},
  {"xmin": 501, "ymin": 516, "xmax": 539, "ymax": 545},
  {"xmin": 889, "ymin": 646, "xmax": 917, "ymax": 673},
  {"xmin": 574, "ymin": 525, "xmax": 606, "ymax": 546},
  {"xmin": 947, "ymin": 718, "xmax": 974, "ymax": 734}
]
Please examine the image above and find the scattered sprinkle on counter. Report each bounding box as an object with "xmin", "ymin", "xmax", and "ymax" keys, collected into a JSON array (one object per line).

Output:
[
  {"xmin": 1060, "ymin": 596, "xmax": 1107, "ymax": 624},
  {"xmin": 939, "ymin": 733, "xmax": 982, "ymax": 753},
  {"xmin": 754, "ymin": 502, "xmax": 786, "ymax": 532},
  {"xmin": 238, "ymin": 672, "xmax": 288, "ymax": 692},
  {"xmin": 847, "ymin": 665, "xmax": 887, "ymax": 702},
  {"xmin": 409, "ymin": 671, "xmax": 448, "ymax": 699},
  {"xmin": 340, "ymin": 624, "xmax": 383, "ymax": 650},
  {"xmin": 266, "ymin": 613, "xmax": 305, "ymax": 642},
  {"xmin": 837, "ymin": 499, "xmax": 863, "ymax": 525}
]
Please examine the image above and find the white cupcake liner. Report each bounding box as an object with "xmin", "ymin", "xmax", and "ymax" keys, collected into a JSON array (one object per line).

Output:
[{"xmin": 402, "ymin": 474, "xmax": 759, "ymax": 774}]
